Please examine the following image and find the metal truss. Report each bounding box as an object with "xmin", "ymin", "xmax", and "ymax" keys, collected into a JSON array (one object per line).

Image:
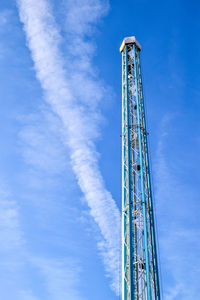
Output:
[{"xmin": 121, "ymin": 38, "xmax": 160, "ymax": 300}]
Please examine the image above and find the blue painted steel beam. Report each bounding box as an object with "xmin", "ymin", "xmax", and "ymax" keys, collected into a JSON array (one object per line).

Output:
[
  {"xmin": 122, "ymin": 49, "xmax": 127, "ymax": 300},
  {"xmin": 125, "ymin": 45, "xmax": 135, "ymax": 300},
  {"xmin": 132, "ymin": 44, "xmax": 152, "ymax": 300},
  {"xmin": 136, "ymin": 53, "xmax": 161, "ymax": 299}
]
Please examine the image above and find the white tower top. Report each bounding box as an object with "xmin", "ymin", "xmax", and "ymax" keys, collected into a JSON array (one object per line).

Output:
[{"xmin": 120, "ymin": 36, "xmax": 141, "ymax": 52}]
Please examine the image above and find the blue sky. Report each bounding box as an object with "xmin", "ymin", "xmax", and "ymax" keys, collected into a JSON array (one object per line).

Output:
[{"xmin": 0, "ymin": 0, "xmax": 200, "ymax": 299}]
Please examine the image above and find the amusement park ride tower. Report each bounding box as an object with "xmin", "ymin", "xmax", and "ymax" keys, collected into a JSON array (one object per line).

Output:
[{"xmin": 120, "ymin": 37, "xmax": 160, "ymax": 300}]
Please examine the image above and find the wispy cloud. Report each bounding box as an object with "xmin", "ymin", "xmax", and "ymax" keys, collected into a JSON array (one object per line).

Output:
[
  {"xmin": 0, "ymin": 176, "xmax": 83, "ymax": 298},
  {"xmin": 0, "ymin": 180, "xmax": 30, "ymax": 299},
  {"xmin": 165, "ymin": 283, "xmax": 182, "ymax": 300},
  {"xmin": 155, "ymin": 114, "xmax": 200, "ymax": 299},
  {"xmin": 0, "ymin": 9, "xmax": 14, "ymax": 59},
  {"xmin": 64, "ymin": 0, "xmax": 109, "ymax": 36},
  {"xmin": 20, "ymin": 290, "xmax": 41, "ymax": 300},
  {"xmin": 18, "ymin": 108, "xmax": 69, "ymax": 178},
  {"xmin": 17, "ymin": 0, "xmax": 120, "ymax": 294},
  {"xmin": 32, "ymin": 258, "xmax": 84, "ymax": 300},
  {"xmin": 0, "ymin": 181, "xmax": 24, "ymax": 252},
  {"xmin": 0, "ymin": 10, "xmax": 12, "ymax": 26}
]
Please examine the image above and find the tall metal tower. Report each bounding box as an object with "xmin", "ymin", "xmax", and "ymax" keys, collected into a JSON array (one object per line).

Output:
[{"xmin": 120, "ymin": 37, "xmax": 160, "ymax": 300}]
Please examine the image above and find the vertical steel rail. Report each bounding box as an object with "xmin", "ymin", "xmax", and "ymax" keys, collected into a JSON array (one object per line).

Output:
[
  {"xmin": 125, "ymin": 45, "xmax": 135, "ymax": 299},
  {"xmin": 122, "ymin": 48, "xmax": 127, "ymax": 300},
  {"xmin": 122, "ymin": 49, "xmax": 125, "ymax": 299},
  {"xmin": 132, "ymin": 44, "xmax": 151, "ymax": 300},
  {"xmin": 137, "ymin": 53, "xmax": 161, "ymax": 300}
]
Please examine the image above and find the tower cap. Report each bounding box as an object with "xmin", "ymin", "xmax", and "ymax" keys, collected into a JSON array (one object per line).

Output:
[{"xmin": 120, "ymin": 36, "xmax": 141, "ymax": 52}]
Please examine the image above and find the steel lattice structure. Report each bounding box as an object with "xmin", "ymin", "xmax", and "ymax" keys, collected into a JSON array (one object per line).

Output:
[{"xmin": 120, "ymin": 37, "xmax": 160, "ymax": 300}]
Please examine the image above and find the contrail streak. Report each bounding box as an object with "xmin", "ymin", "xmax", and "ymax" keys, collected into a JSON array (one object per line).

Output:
[{"xmin": 17, "ymin": 0, "xmax": 121, "ymax": 293}]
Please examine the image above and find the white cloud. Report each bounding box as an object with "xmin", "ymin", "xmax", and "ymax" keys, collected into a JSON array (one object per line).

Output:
[
  {"xmin": 155, "ymin": 115, "xmax": 200, "ymax": 299},
  {"xmin": 165, "ymin": 283, "xmax": 182, "ymax": 300},
  {"xmin": 0, "ymin": 182, "xmax": 24, "ymax": 251},
  {"xmin": 0, "ymin": 10, "xmax": 15, "ymax": 59},
  {"xmin": 17, "ymin": 0, "xmax": 120, "ymax": 294},
  {"xmin": 18, "ymin": 108, "xmax": 68, "ymax": 176},
  {"xmin": 0, "ymin": 181, "xmax": 29, "ymax": 299},
  {"xmin": 20, "ymin": 290, "xmax": 41, "ymax": 300},
  {"xmin": 64, "ymin": 0, "xmax": 109, "ymax": 36},
  {"xmin": 0, "ymin": 10, "xmax": 12, "ymax": 26},
  {"xmin": 33, "ymin": 258, "xmax": 84, "ymax": 300}
]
